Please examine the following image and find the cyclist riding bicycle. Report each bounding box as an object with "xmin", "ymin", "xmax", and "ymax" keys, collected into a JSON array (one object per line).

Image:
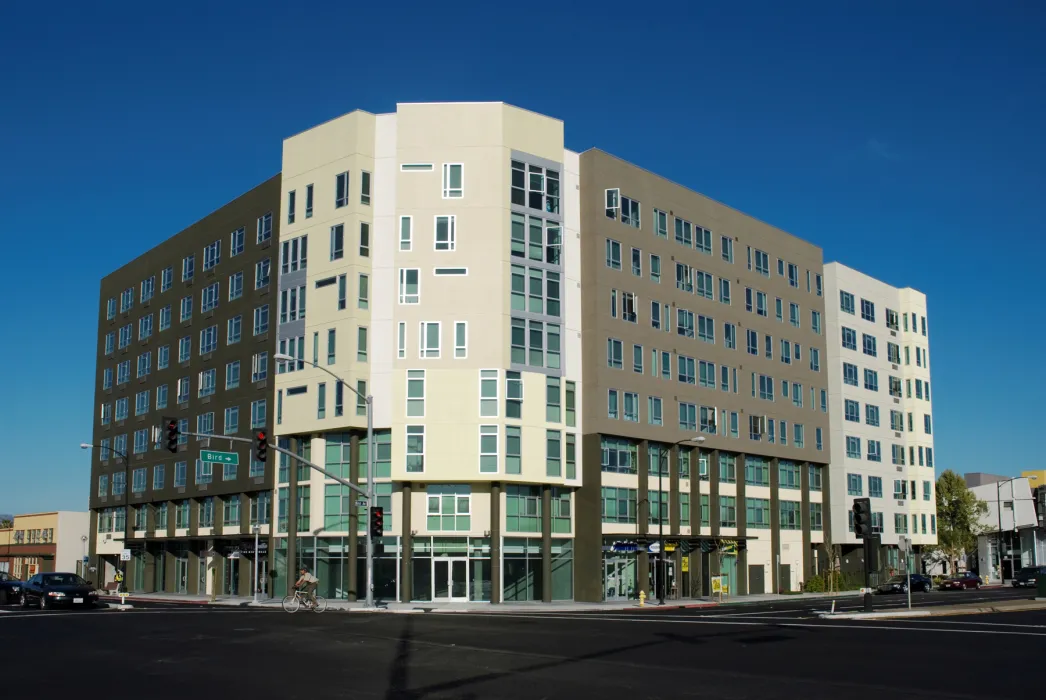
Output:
[{"xmin": 294, "ymin": 567, "xmax": 319, "ymax": 607}]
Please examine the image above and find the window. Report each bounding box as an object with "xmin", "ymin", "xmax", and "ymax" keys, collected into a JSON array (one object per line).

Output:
[
  {"xmin": 719, "ymin": 496, "xmax": 737, "ymax": 528},
  {"xmin": 864, "ymin": 369, "xmax": 879, "ymax": 392},
  {"xmin": 140, "ymin": 276, "xmax": 155, "ymax": 303},
  {"xmin": 607, "ymin": 338, "xmax": 623, "ymax": 369},
  {"xmin": 622, "ymin": 392, "xmax": 639, "ymax": 422},
  {"xmin": 251, "ymin": 399, "xmax": 266, "ymax": 429},
  {"xmin": 607, "ymin": 390, "xmax": 619, "ymax": 419},
  {"xmin": 337, "ymin": 275, "xmax": 347, "ymax": 310},
  {"xmin": 407, "ymin": 370, "xmax": 425, "ymax": 417},
  {"xmin": 846, "ymin": 436, "xmax": 861, "ymax": 460},
  {"xmin": 860, "ymin": 298, "xmax": 876, "ymax": 322},
  {"xmin": 406, "ymin": 426, "xmax": 424, "ymax": 472},
  {"xmin": 840, "ymin": 290, "xmax": 855, "ymax": 314},
  {"xmin": 787, "ymin": 263, "xmax": 799, "ymax": 288},
  {"xmin": 160, "ymin": 266, "xmax": 173, "ymax": 292},
  {"xmin": 398, "ymin": 268, "xmax": 419, "ymax": 304},
  {"xmin": 198, "ymin": 368, "xmax": 216, "ymax": 397},
  {"xmin": 753, "ymin": 249, "xmax": 769, "ymax": 276},
  {"xmin": 199, "ymin": 325, "xmax": 218, "ymax": 355},
  {"xmin": 605, "ymin": 238, "xmax": 621, "ymax": 269},
  {"xmin": 225, "ymin": 360, "xmax": 240, "ymax": 390},
  {"xmin": 605, "ymin": 188, "xmax": 620, "ymax": 219},
  {"xmin": 862, "ymin": 333, "xmax": 877, "ymax": 357},
  {"xmin": 630, "ymin": 247, "xmax": 642, "ymax": 276},
  {"xmin": 250, "ymin": 351, "xmax": 268, "ymax": 383},
  {"xmin": 329, "ymin": 224, "xmax": 344, "ymax": 260},
  {"xmin": 317, "ymin": 382, "xmax": 326, "ymax": 419},
  {"xmin": 678, "ymin": 402, "xmax": 696, "ymax": 431},
  {"xmin": 866, "ymin": 404, "xmax": 880, "ymax": 427},
  {"xmin": 867, "ymin": 439, "xmax": 882, "ymax": 462},
  {"xmin": 847, "ymin": 473, "xmax": 863, "ymax": 496},
  {"xmin": 256, "ymin": 212, "xmax": 272, "ymax": 243},
  {"xmin": 546, "ymin": 376, "xmax": 561, "ymax": 422},
  {"xmin": 677, "ymin": 308, "xmax": 694, "ymax": 338},
  {"xmin": 506, "ymin": 371, "xmax": 523, "ymax": 418},
  {"xmin": 677, "ymin": 355, "xmax": 695, "ymax": 384},
  {"xmin": 789, "ymin": 303, "xmax": 800, "ymax": 328},
  {"xmin": 442, "ymin": 163, "xmax": 463, "ymax": 198},
  {"xmin": 780, "ymin": 501, "xmax": 801, "ymax": 530},
  {"xmin": 434, "ymin": 215, "xmax": 456, "ymax": 251},
  {"xmin": 924, "ymin": 414, "xmax": 933, "ymax": 434},
  {"xmin": 115, "ymin": 397, "xmax": 129, "ymax": 421},
  {"xmin": 360, "ymin": 171, "xmax": 371, "ymax": 205},
  {"xmin": 843, "ymin": 362, "xmax": 858, "ymax": 386},
  {"xmin": 280, "ymin": 235, "xmax": 307, "ymax": 274},
  {"xmin": 844, "ymin": 399, "xmax": 859, "ymax": 422},
  {"xmin": 613, "ymin": 194, "xmax": 638, "ymax": 229},
  {"xmin": 756, "ymin": 291, "xmax": 767, "ymax": 317},
  {"xmin": 419, "ymin": 322, "xmax": 441, "ymax": 358},
  {"xmin": 255, "ymin": 258, "xmax": 271, "ymax": 289},
  {"xmin": 719, "ymin": 277, "xmax": 731, "ymax": 305},
  {"xmin": 842, "ymin": 327, "xmax": 857, "ymax": 350},
  {"xmin": 334, "ymin": 171, "xmax": 349, "ymax": 208}
]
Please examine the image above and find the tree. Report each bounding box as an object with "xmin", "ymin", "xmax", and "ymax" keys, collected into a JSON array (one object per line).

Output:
[
  {"xmin": 0, "ymin": 519, "xmax": 12, "ymax": 529},
  {"xmin": 933, "ymin": 470, "xmax": 988, "ymax": 574}
]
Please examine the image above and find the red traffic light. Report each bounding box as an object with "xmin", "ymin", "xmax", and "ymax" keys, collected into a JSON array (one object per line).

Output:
[{"xmin": 254, "ymin": 431, "xmax": 268, "ymax": 463}]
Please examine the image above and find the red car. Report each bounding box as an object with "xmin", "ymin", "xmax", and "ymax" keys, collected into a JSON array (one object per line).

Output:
[{"xmin": 939, "ymin": 572, "xmax": 982, "ymax": 590}]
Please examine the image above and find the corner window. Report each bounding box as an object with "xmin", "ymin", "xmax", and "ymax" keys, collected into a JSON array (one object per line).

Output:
[{"xmin": 442, "ymin": 163, "xmax": 463, "ymax": 198}]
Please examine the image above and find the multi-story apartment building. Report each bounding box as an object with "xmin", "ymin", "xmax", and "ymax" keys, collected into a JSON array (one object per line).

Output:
[
  {"xmin": 270, "ymin": 103, "xmax": 582, "ymax": 602},
  {"xmin": 823, "ymin": 263, "xmax": 937, "ymax": 572},
  {"xmin": 574, "ymin": 150, "xmax": 833, "ymax": 600},
  {"xmin": 87, "ymin": 177, "xmax": 280, "ymax": 596}
]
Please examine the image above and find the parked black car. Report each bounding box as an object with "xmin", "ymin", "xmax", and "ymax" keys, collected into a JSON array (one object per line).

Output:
[
  {"xmin": 940, "ymin": 571, "xmax": 983, "ymax": 590},
  {"xmin": 1012, "ymin": 566, "xmax": 1046, "ymax": 588},
  {"xmin": 18, "ymin": 573, "xmax": 98, "ymax": 610},
  {"xmin": 877, "ymin": 573, "xmax": 934, "ymax": 594},
  {"xmin": 0, "ymin": 572, "xmax": 22, "ymax": 605}
]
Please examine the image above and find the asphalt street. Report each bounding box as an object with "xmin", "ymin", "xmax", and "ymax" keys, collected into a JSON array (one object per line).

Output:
[{"xmin": 0, "ymin": 588, "xmax": 1041, "ymax": 699}]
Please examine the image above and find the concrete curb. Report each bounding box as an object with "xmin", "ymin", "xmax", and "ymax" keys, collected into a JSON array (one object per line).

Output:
[{"xmin": 819, "ymin": 600, "xmax": 1046, "ymax": 620}]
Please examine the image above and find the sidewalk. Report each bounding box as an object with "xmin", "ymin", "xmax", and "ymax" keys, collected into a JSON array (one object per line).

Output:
[{"xmin": 101, "ymin": 588, "xmax": 862, "ymax": 613}]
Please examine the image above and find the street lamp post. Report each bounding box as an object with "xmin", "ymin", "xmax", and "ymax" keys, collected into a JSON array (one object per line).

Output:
[
  {"xmin": 655, "ymin": 435, "xmax": 705, "ymax": 605},
  {"xmin": 275, "ymin": 353, "xmax": 376, "ymax": 609},
  {"xmin": 80, "ymin": 442, "xmax": 130, "ymax": 591},
  {"xmin": 252, "ymin": 524, "xmax": 261, "ymax": 605},
  {"xmin": 995, "ymin": 475, "xmax": 1037, "ymax": 584}
]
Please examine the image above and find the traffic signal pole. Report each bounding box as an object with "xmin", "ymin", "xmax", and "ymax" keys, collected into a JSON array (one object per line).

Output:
[{"xmin": 172, "ymin": 426, "xmax": 376, "ymax": 607}]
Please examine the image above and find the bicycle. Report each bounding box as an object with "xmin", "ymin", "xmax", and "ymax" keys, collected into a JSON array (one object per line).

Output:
[{"xmin": 282, "ymin": 588, "xmax": 327, "ymax": 613}]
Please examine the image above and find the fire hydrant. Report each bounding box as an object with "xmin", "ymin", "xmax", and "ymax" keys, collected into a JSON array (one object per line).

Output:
[{"xmin": 639, "ymin": 590, "xmax": 647, "ymax": 607}]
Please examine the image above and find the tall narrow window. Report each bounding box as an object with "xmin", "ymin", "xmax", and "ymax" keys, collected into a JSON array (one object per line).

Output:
[
  {"xmin": 442, "ymin": 163, "xmax": 463, "ymax": 198},
  {"xmin": 399, "ymin": 216, "xmax": 412, "ymax": 251},
  {"xmin": 327, "ymin": 329, "xmax": 336, "ymax": 365},
  {"xmin": 359, "ymin": 222, "xmax": 370, "ymax": 257},
  {"xmin": 305, "ymin": 183, "xmax": 314, "ymax": 218},
  {"xmin": 287, "ymin": 190, "xmax": 296, "ymax": 224},
  {"xmin": 317, "ymin": 383, "xmax": 326, "ymax": 419},
  {"xmin": 357, "ymin": 327, "xmax": 368, "ymax": 361},
  {"xmin": 330, "ymin": 224, "xmax": 344, "ymax": 260},
  {"xmin": 397, "ymin": 322, "xmax": 406, "ymax": 359},
  {"xmin": 360, "ymin": 171, "xmax": 371, "ymax": 205},
  {"xmin": 335, "ymin": 172, "xmax": 349, "ymax": 208},
  {"xmin": 435, "ymin": 215, "xmax": 456, "ymax": 251},
  {"xmin": 455, "ymin": 322, "xmax": 467, "ymax": 359},
  {"xmin": 358, "ymin": 274, "xmax": 369, "ymax": 310}
]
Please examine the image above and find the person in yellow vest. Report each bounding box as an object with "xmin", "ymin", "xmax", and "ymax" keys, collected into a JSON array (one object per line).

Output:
[{"xmin": 114, "ymin": 568, "xmax": 125, "ymax": 594}]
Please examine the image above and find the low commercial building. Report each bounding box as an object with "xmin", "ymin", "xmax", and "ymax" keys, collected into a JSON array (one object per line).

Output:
[
  {"xmin": 0, "ymin": 512, "xmax": 90, "ymax": 579},
  {"xmin": 969, "ymin": 475, "xmax": 1043, "ymax": 583}
]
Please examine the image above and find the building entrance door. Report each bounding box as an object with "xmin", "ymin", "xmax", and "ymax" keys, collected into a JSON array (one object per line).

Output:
[
  {"xmin": 225, "ymin": 557, "xmax": 240, "ymax": 596},
  {"xmin": 433, "ymin": 558, "xmax": 469, "ymax": 601},
  {"xmin": 604, "ymin": 558, "xmax": 630, "ymax": 600},
  {"xmin": 175, "ymin": 558, "xmax": 188, "ymax": 594}
]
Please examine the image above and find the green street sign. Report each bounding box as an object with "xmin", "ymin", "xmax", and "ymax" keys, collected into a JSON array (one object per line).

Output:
[{"xmin": 201, "ymin": 449, "xmax": 239, "ymax": 465}]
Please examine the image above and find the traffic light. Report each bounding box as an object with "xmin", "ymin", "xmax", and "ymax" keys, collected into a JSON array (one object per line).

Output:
[
  {"xmin": 166, "ymin": 419, "xmax": 179, "ymax": 454},
  {"xmin": 254, "ymin": 431, "xmax": 268, "ymax": 463},
  {"xmin": 853, "ymin": 497, "xmax": 872, "ymax": 539},
  {"xmin": 370, "ymin": 506, "xmax": 384, "ymax": 539}
]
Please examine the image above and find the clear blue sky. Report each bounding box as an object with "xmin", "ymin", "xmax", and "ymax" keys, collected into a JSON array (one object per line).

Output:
[{"xmin": 1, "ymin": 1, "xmax": 1043, "ymax": 513}]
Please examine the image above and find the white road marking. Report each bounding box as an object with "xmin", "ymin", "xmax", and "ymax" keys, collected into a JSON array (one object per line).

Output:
[
  {"xmin": 701, "ymin": 609, "xmax": 807, "ymax": 617},
  {"xmin": 0, "ymin": 608, "xmax": 270, "ymax": 621},
  {"xmin": 449, "ymin": 612, "xmax": 1046, "ymax": 636},
  {"xmin": 883, "ymin": 619, "xmax": 1046, "ymax": 629}
]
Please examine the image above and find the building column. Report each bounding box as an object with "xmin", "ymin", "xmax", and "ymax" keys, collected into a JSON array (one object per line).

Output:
[
  {"xmin": 490, "ymin": 482, "xmax": 502, "ymax": 604},
  {"xmin": 735, "ymin": 453, "xmax": 747, "ymax": 596},
  {"xmin": 400, "ymin": 482, "xmax": 412, "ymax": 603},
  {"xmin": 574, "ymin": 433, "xmax": 604, "ymax": 603},
  {"xmin": 669, "ymin": 445, "xmax": 680, "ymax": 536},
  {"xmin": 637, "ymin": 439, "xmax": 650, "ymax": 596},
  {"xmin": 688, "ymin": 446, "xmax": 700, "ymax": 597},
  {"xmin": 801, "ymin": 461, "xmax": 813, "ymax": 584},
  {"xmin": 286, "ymin": 439, "xmax": 298, "ymax": 598},
  {"xmin": 541, "ymin": 485, "xmax": 552, "ymax": 603},
  {"xmin": 239, "ymin": 493, "xmax": 252, "ymax": 597},
  {"xmin": 347, "ymin": 433, "xmax": 360, "ymax": 601},
  {"xmin": 770, "ymin": 457, "xmax": 781, "ymax": 594},
  {"xmin": 143, "ymin": 505, "xmax": 156, "ymax": 593}
]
